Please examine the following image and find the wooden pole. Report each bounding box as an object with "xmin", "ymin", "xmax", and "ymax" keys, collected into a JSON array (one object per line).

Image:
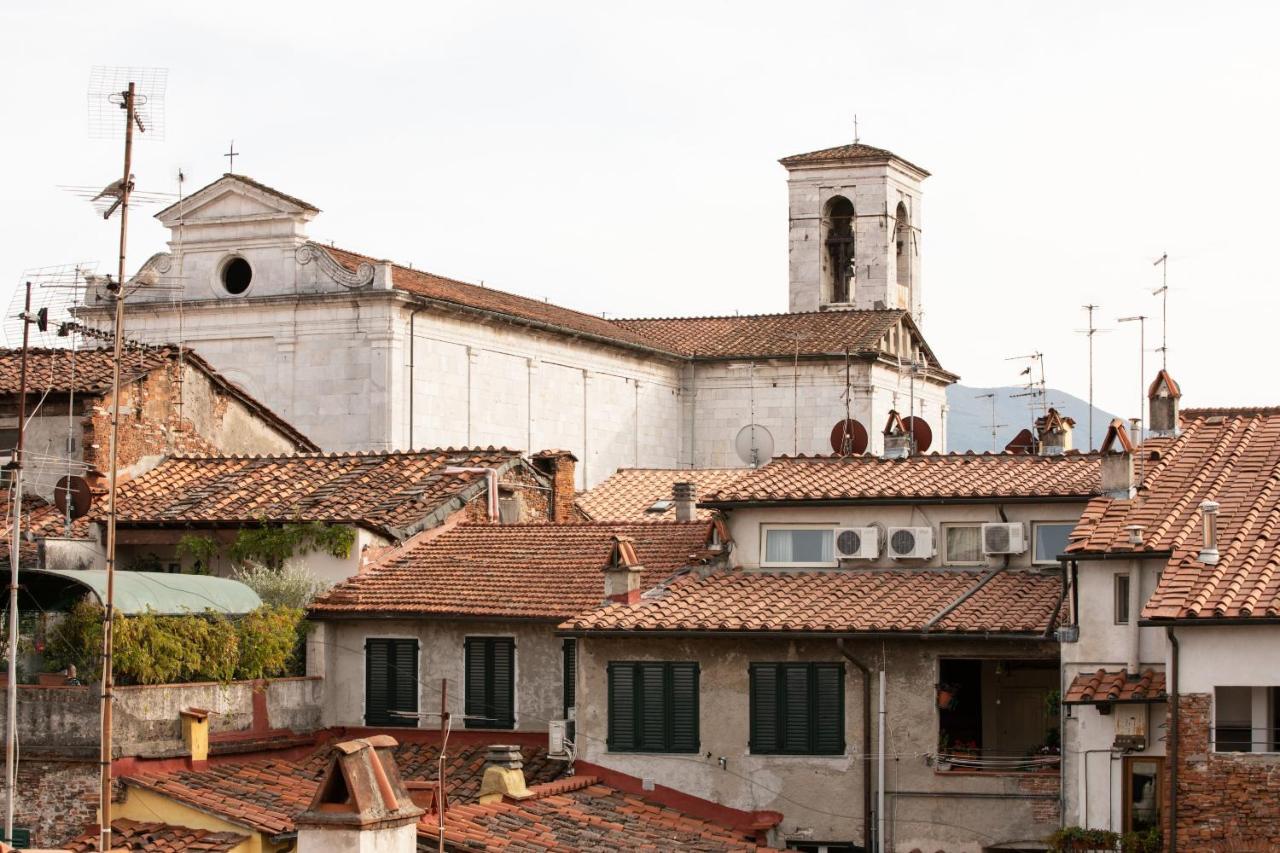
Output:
[
  {"xmin": 437, "ymin": 678, "xmax": 448, "ymax": 853},
  {"xmin": 99, "ymin": 80, "xmax": 136, "ymax": 853},
  {"xmin": 4, "ymin": 281, "xmax": 32, "ymax": 843}
]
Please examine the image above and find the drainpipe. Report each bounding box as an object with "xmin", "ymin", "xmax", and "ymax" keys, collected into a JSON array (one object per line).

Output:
[
  {"xmin": 1166, "ymin": 626, "xmax": 1179, "ymax": 853},
  {"xmin": 837, "ymin": 639, "xmax": 873, "ymax": 851},
  {"xmin": 877, "ymin": 667, "xmax": 887, "ymax": 853},
  {"xmin": 408, "ymin": 308, "xmax": 422, "ymax": 450},
  {"xmin": 443, "ymin": 466, "xmax": 499, "ymax": 520}
]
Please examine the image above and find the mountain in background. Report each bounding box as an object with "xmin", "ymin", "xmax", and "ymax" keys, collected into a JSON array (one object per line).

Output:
[{"xmin": 946, "ymin": 384, "xmax": 1119, "ymax": 454}]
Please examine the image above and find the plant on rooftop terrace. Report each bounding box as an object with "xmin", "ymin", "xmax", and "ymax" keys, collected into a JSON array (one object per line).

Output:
[
  {"xmin": 234, "ymin": 606, "xmax": 304, "ymax": 681},
  {"xmin": 1047, "ymin": 826, "xmax": 1161, "ymax": 852},
  {"xmin": 232, "ymin": 562, "xmax": 331, "ymax": 609},
  {"xmin": 228, "ymin": 521, "xmax": 356, "ymax": 569}
]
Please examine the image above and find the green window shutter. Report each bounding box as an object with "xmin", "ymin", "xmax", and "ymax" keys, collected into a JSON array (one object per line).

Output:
[
  {"xmin": 8, "ymin": 827, "xmax": 30, "ymax": 848},
  {"xmin": 813, "ymin": 663, "xmax": 845, "ymax": 755},
  {"xmin": 782, "ymin": 665, "xmax": 812, "ymax": 753},
  {"xmin": 607, "ymin": 663, "xmax": 636, "ymax": 751},
  {"xmin": 365, "ymin": 638, "xmax": 417, "ymax": 727},
  {"xmin": 562, "ymin": 638, "xmax": 577, "ymax": 717},
  {"xmin": 638, "ymin": 663, "xmax": 668, "ymax": 750},
  {"xmin": 465, "ymin": 637, "xmax": 515, "ymax": 729},
  {"xmin": 750, "ymin": 664, "xmax": 780, "ymax": 753},
  {"xmin": 668, "ymin": 662, "xmax": 700, "ymax": 752}
]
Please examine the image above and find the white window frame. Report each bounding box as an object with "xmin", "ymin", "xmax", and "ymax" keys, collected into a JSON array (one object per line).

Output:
[
  {"xmin": 1032, "ymin": 521, "xmax": 1076, "ymax": 566},
  {"xmin": 941, "ymin": 523, "xmax": 984, "ymax": 566},
  {"xmin": 760, "ymin": 524, "xmax": 837, "ymax": 569}
]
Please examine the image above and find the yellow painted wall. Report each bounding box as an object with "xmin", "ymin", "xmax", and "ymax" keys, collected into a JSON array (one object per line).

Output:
[{"xmin": 117, "ymin": 787, "xmax": 289, "ymax": 853}]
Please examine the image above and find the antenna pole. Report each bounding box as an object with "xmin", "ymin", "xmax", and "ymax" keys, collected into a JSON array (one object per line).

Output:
[
  {"xmin": 4, "ymin": 282, "xmax": 32, "ymax": 845},
  {"xmin": 437, "ymin": 678, "xmax": 448, "ymax": 853},
  {"xmin": 1154, "ymin": 253, "xmax": 1168, "ymax": 370},
  {"xmin": 1083, "ymin": 305, "xmax": 1098, "ymax": 450},
  {"xmin": 99, "ymin": 80, "xmax": 137, "ymax": 853}
]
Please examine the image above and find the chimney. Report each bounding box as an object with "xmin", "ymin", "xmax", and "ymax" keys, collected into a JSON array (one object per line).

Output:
[
  {"xmin": 1198, "ymin": 500, "xmax": 1220, "ymax": 565},
  {"xmin": 179, "ymin": 708, "xmax": 210, "ymax": 769},
  {"xmin": 1100, "ymin": 419, "xmax": 1136, "ymax": 499},
  {"xmin": 673, "ymin": 481, "xmax": 696, "ymax": 522},
  {"xmin": 1148, "ymin": 370, "xmax": 1182, "ymax": 436},
  {"xmin": 882, "ymin": 410, "xmax": 911, "ymax": 459},
  {"xmin": 478, "ymin": 744, "xmax": 534, "ymax": 804},
  {"xmin": 603, "ymin": 535, "xmax": 643, "ymax": 605},
  {"xmin": 1035, "ymin": 408, "xmax": 1075, "ymax": 456},
  {"xmin": 295, "ymin": 736, "xmax": 424, "ymax": 853},
  {"xmin": 531, "ymin": 450, "xmax": 578, "ymax": 523}
]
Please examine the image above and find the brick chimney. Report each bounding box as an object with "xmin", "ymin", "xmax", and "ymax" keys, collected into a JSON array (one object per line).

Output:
[
  {"xmin": 603, "ymin": 534, "xmax": 643, "ymax": 605},
  {"xmin": 673, "ymin": 481, "xmax": 696, "ymax": 522},
  {"xmin": 1148, "ymin": 369, "xmax": 1182, "ymax": 436},
  {"xmin": 295, "ymin": 735, "xmax": 423, "ymax": 853},
  {"xmin": 1035, "ymin": 408, "xmax": 1075, "ymax": 456},
  {"xmin": 1100, "ymin": 419, "xmax": 1136, "ymax": 499},
  {"xmin": 882, "ymin": 410, "xmax": 911, "ymax": 459},
  {"xmin": 531, "ymin": 450, "xmax": 578, "ymax": 523},
  {"xmin": 477, "ymin": 745, "xmax": 535, "ymax": 805}
]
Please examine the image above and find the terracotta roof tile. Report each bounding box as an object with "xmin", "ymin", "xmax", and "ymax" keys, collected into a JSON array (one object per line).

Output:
[
  {"xmin": 562, "ymin": 568, "xmax": 1064, "ymax": 635},
  {"xmin": 0, "ymin": 493, "xmax": 91, "ymax": 569},
  {"xmin": 65, "ymin": 818, "xmax": 247, "ymax": 852},
  {"xmin": 576, "ymin": 468, "xmax": 748, "ymax": 522},
  {"xmin": 440, "ymin": 779, "xmax": 778, "ymax": 851},
  {"xmin": 1067, "ymin": 409, "xmax": 1280, "ymax": 621},
  {"xmin": 1063, "ymin": 669, "xmax": 1166, "ymax": 705},
  {"xmin": 123, "ymin": 740, "xmax": 565, "ymax": 837},
  {"xmin": 108, "ymin": 448, "xmax": 524, "ymax": 538},
  {"xmin": 310, "ymin": 521, "xmax": 713, "ymax": 620},
  {"xmin": 704, "ymin": 453, "xmax": 1102, "ymax": 504},
  {"xmin": 778, "ymin": 142, "xmax": 930, "ymax": 176}
]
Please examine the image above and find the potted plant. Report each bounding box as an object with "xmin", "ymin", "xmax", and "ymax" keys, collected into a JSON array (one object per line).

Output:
[{"xmin": 936, "ymin": 681, "xmax": 960, "ymax": 710}]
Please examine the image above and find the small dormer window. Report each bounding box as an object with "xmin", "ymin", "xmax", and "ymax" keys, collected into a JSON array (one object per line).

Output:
[
  {"xmin": 221, "ymin": 256, "xmax": 253, "ymax": 295},
  {"xmin": 646, "ymin": 499, "xmax": 674, "ymax": 514}
]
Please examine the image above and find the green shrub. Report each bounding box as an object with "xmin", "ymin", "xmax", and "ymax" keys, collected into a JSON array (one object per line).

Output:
[
  {"xmin": 42, "ymin": 599, "xmax": 105, "ymax": 681},
  {"xmin": 234, "ymin": 606, "xmax": 304, "ymax": 680},
  {"xmin": 233, "ymin": 562, "xmax": 330, "ymax": 609}
]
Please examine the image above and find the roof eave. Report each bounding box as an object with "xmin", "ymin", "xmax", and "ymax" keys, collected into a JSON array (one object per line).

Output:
[
  {"xmin": 557, "ymin": 627, "xmax": 1057, "ymax": 640},
  {"xmin": 700, "ymin": 494, "xmax": 1098, "ymax": 509}
]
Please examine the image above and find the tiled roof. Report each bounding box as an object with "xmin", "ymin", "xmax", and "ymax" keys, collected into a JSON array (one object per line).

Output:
[
  {"xmin": 703, "ymin": 452, "xmax": 1103, "ymax": 504},
  {"xmin": 576, "ymin": 468, "xmax": 748, "ymax": 522},
  {"xmin": 326, "ymin": 247, "xmax": 668, "ymax": 355},
  {"xmin": 1067, "ymin": 409, "xmax": 1280, "ymax": 621},
  {"xmin": 561, "ymin": 568, "xmax": 1064, "ymax": 635},
  {"xmin": 778, "ymin": 142, "xmax": 930, "ymax": 176},
  {"xmin": 309, "ymin": 521, "xmax": 714, "ymax": 620},
  {"xmin": 611, "ymin": 309, "xmax": 942, "ymax": 362},
  {"xmin": 0, "ymin": 493, "xmax": 90, "ymax": 569},
  {"xmin": 123, "ymin": 740, "xmax": 565, "ymax": 838},
  {"xmin": 65, "ymin": 818, "xmax": 247, "ymax": 852},
  {"xmin": 0, "ymin": 346, "xmax": 318, "ymax": 451},
  {"xmin": 108, "ymin": 448, "xmax": 524, "ymax": 538},
  {"xmin": 441, "ymin": 776, "xmax": 777, "ymax": 852},
  {"xmin": 1063, "ymin": 669, "xmax": 1166, "ymax": 705}
]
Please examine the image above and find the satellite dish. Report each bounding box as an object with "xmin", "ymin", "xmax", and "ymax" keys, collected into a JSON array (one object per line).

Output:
[
  {"xmin": 734, "ymin": 424, "xmax": 774, "ymax": 467},
  {"xmin": 903, "ymin": 416, "xmax": 933, "ymax": 453},
  {"xmin": 53, "ymin": 475, "xmax": 93, "ymax": 520},
  {"xmin": 829, "ymin": 419, "xmax": 869, "ymax": 455}
]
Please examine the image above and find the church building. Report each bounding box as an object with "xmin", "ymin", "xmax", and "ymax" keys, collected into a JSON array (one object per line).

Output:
[{"xmin": 84, "ymin": 141, "xmax": 955, "ymax": 487}]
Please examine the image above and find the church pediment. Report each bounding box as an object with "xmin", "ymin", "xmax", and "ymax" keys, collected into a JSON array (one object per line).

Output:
[{"xmin": 156, "ymin": 174, "xmax": 319, "ymax": 227}]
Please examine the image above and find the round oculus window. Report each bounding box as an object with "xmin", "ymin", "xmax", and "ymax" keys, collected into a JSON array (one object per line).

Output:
[{"xmin": 222, "ymin": 257, "xmax": 253, "ymax": 295}]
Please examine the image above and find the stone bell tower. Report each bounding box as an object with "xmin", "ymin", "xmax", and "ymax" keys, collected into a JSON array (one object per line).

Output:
[{"xmin": 780, "ymin": 142, "xmax": 929, "ymax": 319}]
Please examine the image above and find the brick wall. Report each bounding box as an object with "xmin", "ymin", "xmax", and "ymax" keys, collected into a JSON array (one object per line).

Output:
[
  {"xmin": 12, "ymin": 758, "xmax": 103, "ymax": 846},
  {"xmin": 1018, "ymin": 771, "xmax": 1062, "ymax": 824},
  {"xmin": 1169, "ymin": 692, "xmax": 1280, "ymax": 849}
]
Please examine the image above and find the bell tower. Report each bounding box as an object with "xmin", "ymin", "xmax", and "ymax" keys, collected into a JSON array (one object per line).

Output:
[{"xmin": 780, "ymin": 142, "xmax": 928, "ymax": 318}]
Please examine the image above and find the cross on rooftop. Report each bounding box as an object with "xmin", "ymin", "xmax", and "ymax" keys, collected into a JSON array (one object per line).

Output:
[{"xmin": 224, "ymin": 140, "xmax": 239, "ymax": 173}]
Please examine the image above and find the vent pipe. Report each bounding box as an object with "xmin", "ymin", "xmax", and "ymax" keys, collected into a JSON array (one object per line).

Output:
[
  {"xmin": 1198, "ymin": 500, "xmax": 1220, "ymax": 565},
  {"xmin": 673, "ymin": 481, "xmax": 696, "ymax": 523}
]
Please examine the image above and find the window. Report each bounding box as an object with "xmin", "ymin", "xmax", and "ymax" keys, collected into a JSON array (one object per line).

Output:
[
  {"xmin": 943, "ymin": 524, "xmax": 983, "ymax": 565},
  {"xmin": 464, "ymin": 636, "xmax": 515, "ymax": 729},
  {"xmin": 646, "ymin": 499, "xmax": 674, "ymax": 514},
  {"xmin": 221, "ymin": 257, "xmax": 253, "ymax": 294},
  {"xmin": 822, "ymin": 196, "xmax": 856, "ymax": 304},
  {"xmin": 1115, "ymin": 575, "xmax": 1131, "ymax": 624},
  {"xmin": 1033, "ymin": 522, "xmax": 1075, "ymax": 565},
  {"xmin": 4, "ymin": 827, "xmax": 30, "ymax": 848},
  {"xmin": 937, "ymin": 658, "xmax": 1059, "ymax": 772},
  {"xmin": 750, "ymin": 662, "xmax": 844, "ymax": 755},
  {"xmin": 365, "ymin": 638, "xmax": 418, "ymax": 727},
  {"xmin": 1214, "ymin": 686, "xmax": 1280, "ymax": 752},
  {"xmin": 762, "ymin": 526, "xmax": 834, "ymax": 568},
  {"xmin": 607, "ymin": 661, "xmax": 699, "ymax": 753},
  {"xmin": 1123, "ymin": 757, "xmax": 1162, "ymax": 834}
]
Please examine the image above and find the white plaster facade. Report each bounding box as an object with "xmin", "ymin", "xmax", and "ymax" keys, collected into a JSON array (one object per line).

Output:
[{"xmin": 82, "ymin": 145, "xmax": 951, "ymax": 488}]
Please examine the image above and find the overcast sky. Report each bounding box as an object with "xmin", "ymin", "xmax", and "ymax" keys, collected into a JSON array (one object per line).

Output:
[{"xmin": 3, "ymin": 2, "xmax": 1276, "ymax": 423}]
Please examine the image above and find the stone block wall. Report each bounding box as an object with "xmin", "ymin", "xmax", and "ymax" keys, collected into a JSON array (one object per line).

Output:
[
  {"xmin": 12, "ymin": 758, "xmax": 104, "ymax": 846},
  {"xmin": 1168, "ymin": 692, "xmax": 1280, "ymax": 849}
]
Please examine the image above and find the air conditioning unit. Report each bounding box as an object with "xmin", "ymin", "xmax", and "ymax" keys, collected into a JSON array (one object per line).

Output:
[
  {"xmin": 548, "ymin": 719, "xmax": 571, "ymax": 759},
  {"xmin": 887, "ymin": 526, "xmax": 934, "ymax": 559},
  {"xmin": 982, "ymin": 522, "xmax": 1027, "ymax": 555},
  {"xmin": 834, "ymin": 527, "xmax": 880, "ymax": 560}
]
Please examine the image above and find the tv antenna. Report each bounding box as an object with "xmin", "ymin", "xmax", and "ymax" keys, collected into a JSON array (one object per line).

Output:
[
  {"xmin": 853, "ymin": 114, "xmax": 860, "ymax": 144},
  {"xmin": 1006, "ymin": 351, "xmax": 1047, "ymax": 427},
  {"xmin": 1075, "ymin": 305, "xmax": 1111, "ymax": 451},
  {"xmin": 974, "ymin": 392, "xmax": 1007, "ymax": 453},
  {"xmin": 1152, "ymin": 253, "xmax": 1168, "ymax": 370},
  {"xmin": 84, "ymin": 65, "xmax": 167, "ymax": 853},
  {"xmin": 1117, "ymin": 315, "xmax": 1148, "ymax": 444}
]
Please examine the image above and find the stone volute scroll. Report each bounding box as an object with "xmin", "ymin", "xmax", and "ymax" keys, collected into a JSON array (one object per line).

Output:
[{"xmin": 296, "ymin": 242, "xmax": 375, "ymax": 289}]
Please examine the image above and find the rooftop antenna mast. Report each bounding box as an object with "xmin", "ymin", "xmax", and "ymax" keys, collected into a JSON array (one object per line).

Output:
[
  {"xmin": 1081, "ymin": 305, "xmax": 1099, "ymax": 450},
  {"xmin": 86, "ymin": 65, "xmax": 166, "ymax": 853},
  {"xmin": 1152, "ymin": 253, "xmax": 1168, "ymax": 370},
  {"xmin": 853, "ymin": 114, "xmax": 860, "ymax": 144},
  {"xmin": 1118, "ymin": 314, "xmax": 1148, "ymax": 444},
  {"xmin": 973, "ymin": 392, "xmax": 1006, "ymax": 453},
  {"xmin": 1006, "ymin": 351, "xmax": 1046, "ymax": 428}
]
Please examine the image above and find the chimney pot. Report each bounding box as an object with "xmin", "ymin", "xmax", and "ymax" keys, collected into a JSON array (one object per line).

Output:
[
  {"xmin": 673, "ymin": 481, "xmax": 696, "ymax": 522},
  {"xmin": 1198, "ymin": 499, "xmax": 1220, "ymax": 565},
  {"xmin": 1148, "ymin": 370, "xmax": 1182, "ymax": 436},
  {"xmin": 1100, "ymin": 419, "xmax": 1137, "ymax": 498},
  {"xmin": 478, "ymin": 744, "xmax": 533, "ymax": 804}
]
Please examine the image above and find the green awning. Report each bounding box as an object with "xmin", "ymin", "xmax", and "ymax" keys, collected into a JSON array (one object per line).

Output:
[{"xmin": 13, "ymin": 569, "xmax": 261, "ymax": 615}]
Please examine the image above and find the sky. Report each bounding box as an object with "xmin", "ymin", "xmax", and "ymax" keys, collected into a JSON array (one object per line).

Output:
[{"xmin": 2, "ymin": 1, "xmax": 1277, "ymax": 422}]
